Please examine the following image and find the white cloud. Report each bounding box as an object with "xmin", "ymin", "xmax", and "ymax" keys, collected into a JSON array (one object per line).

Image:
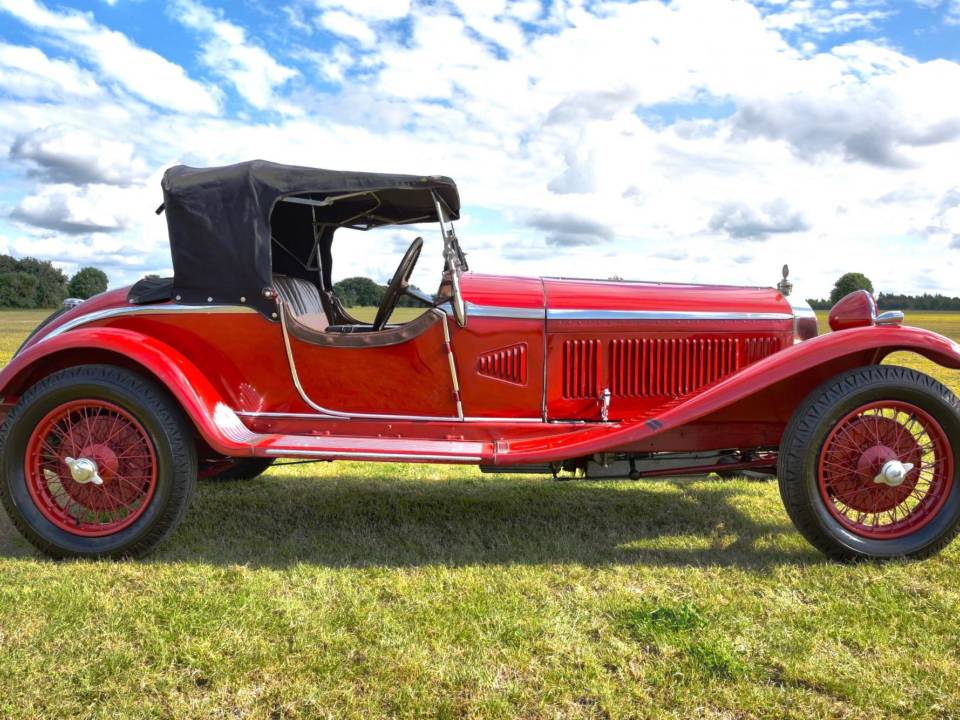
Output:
[
  {"xmin": 318, "ymin": 9, "xmax": 377, "ymax": 46},
  {"xmin": 2, "ymin": 0, "xmax": 960, "ymax": 295},
  {"xmin": 0, "ymin": 0, "xmax": 220, "ymax": 113},
  {"xmin": 313, "ymin": 0, "xmax": 411, "ymax": 22},
  {"xmin": 10, "ymin": 184, "xmax": 128, "ymax": 234},
  {"xmin": 10, "ymin": 125, "xmax": 148, "ymax": 186},
  {"xmin": 172, "ymin": 0, "xmax": 299, "ymax": 111},
  {"xmin": 946, "ymin": 0, "xmax": 960, "ymax": 24},
  {"xmin": 0, "ymin": 42, "xmax": 101, "ymax": 99}
]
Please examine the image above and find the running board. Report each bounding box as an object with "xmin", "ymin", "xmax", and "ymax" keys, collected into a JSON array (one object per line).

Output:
[{"xmin": 253, "ymin": 434, "xmax": 491, "ymax": 464}]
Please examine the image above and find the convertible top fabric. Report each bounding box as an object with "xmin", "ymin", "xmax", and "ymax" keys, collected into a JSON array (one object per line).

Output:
[{"xmin": 160, "ymin": 159, "xmax": 459, "ymax": 315}]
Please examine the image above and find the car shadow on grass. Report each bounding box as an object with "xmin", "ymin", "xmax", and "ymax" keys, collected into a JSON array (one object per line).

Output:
[{"xmin": 0, "ymin": 469, "xmax": 823, "ymax": 568}]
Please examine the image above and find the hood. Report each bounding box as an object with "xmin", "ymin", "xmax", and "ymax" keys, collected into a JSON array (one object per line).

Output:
[{"xmin": 543, "ymin": 277, "xmax": 792, "ymax": 319}]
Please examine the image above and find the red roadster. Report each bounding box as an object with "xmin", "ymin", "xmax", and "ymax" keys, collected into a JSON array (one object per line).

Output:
[{"xmin": 3, "ymin": 160, "xmax": 960, "ymax": 561}]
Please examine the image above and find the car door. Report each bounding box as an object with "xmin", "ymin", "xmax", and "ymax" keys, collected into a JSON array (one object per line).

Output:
[{"xmin": 284, "ymin": 308, "xmax": 460, "ymax": 419}]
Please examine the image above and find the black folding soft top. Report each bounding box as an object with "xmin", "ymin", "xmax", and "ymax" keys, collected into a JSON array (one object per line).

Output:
[{"xmin": 159, "ymin": 159, "xmax": 459, "ymax": 315}]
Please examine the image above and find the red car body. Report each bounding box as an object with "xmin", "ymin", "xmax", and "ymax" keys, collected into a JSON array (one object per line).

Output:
[
  {"xmin": 4, "ymin": 271, "xmax": 959, "ymax": 466},
  {"xmin": 3, "ymin": 160, "xmax": 960, "ymax": 560}
]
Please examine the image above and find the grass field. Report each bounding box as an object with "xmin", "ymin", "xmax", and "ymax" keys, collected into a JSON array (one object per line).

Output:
[{"xmin": 2, "ymin": 307, "xmax": 960, "ymax": 718}]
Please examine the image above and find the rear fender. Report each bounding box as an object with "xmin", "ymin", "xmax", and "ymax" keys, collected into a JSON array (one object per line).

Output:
[
  {"xmin": 502, "ymin": 325, "xmax": 960, "ymax": 463},
  {"xmin": 0, "ymin": 327, "xmax": 255, "ymax": 456}
]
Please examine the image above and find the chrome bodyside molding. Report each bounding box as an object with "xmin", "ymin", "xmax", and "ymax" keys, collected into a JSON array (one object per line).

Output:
[
  {"xmin": 38, "ymin": 303, "xmax": 258, "ymax": 344},
  {"xmin": 264, "ymin": 448, "xmax": 483, "ymax": 462},
  {"xmin": 547, "ymin": 309, "xmax": 794, "ymax": 321},
  {"xmin": 235, "ymin": 410, "xmax": 546, "ymax": 423},
  {"xmin": 453, "ymin": 302, "xmax": 545, "ymax": 320}
]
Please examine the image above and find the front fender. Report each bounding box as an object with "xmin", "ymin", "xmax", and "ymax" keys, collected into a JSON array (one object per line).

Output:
[
  {"xmin": 501, "ymin": 325, "xmax": 960, "ymax": 464},
  {"xmin": 0, "ymin": 327, "xmax": 255, "ymax": 456}
]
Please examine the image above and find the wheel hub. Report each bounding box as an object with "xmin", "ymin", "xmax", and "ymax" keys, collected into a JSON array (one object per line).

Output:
[
  {"xmin": 874, "ymin": 459, "xmax": 915, "ymax": 488},
  {"xmin": 63, "ymin": 456, "xmax": 103, "ymax": 485}
]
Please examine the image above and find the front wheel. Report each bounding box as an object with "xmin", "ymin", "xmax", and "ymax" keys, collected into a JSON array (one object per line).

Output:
[
  {"xmin": 778, "ymin": 365, "xmax": 960, "ymax": 561},
  {"xmin": 0, "ymin": 365, "xmax": 196, "ymax": 559}
]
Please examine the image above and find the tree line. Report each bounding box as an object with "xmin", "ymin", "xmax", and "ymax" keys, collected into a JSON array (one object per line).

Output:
[
  {"xmin": 807, "ymin": 272, "xmax": 960, "ymax": 311},
  {"xmin": 0, "ymin": 255, "xmax": 108, "ymax": 308},
  {"xmin": 332, "ymin": 276, "xmax": 425, "ymax": 308}
]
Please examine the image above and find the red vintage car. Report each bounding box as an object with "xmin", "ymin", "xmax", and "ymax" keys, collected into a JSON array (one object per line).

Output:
[{"xmin": 2, "ymin": 160, "xmax": 959, "ymax": 561}]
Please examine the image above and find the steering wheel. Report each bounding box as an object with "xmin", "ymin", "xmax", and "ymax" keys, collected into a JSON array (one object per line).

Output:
[{"xmin": 373, "ymin": 236, "xmax": 423, "ymax": 331}]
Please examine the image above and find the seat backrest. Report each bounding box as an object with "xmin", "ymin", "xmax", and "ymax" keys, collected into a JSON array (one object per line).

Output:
[{"xmin": 272, "ymin": 275, "xmax": 329, "ymax": 331}]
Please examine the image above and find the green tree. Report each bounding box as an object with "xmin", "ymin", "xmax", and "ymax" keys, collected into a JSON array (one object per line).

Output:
[
  {"xmin": 68, "ymin": 267, "xmax": 109, "ymax": 299},
  {"xmin": 16, "ymin": 256, "xmax": 67, "ymax": 307},
  {"xmin": 333, "ymin": 276, "xmax": 385, "ymax": 307},
  {"xmin": 0, "ymin": 255, "xmax": 68, "ymax": 307},
  {"xmin": 0, "ymin": 272, "xmax": 40, "ymax": 308},
  {"xmin": 829, "ymin": 272, "xmax": 874, "ymax": 305}
]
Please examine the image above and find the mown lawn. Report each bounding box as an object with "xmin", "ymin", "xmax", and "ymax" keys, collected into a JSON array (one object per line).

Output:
[{"xmin": 1, "ymin": 307, "xmax": 960, "ymax": 718}]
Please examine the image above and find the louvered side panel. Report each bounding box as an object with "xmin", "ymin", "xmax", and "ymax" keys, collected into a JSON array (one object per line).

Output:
[
  {"xmin": 610, "ymin": 336, "xmax": 776, "ymax": 399},
  {"xmin": 562, "ymin": 339, "xmax": 601, "ymax": 399},
  {"xmin": 477, "ymin": 343, "xmax": 528, "ymax": 384},
  {"xmin": 742, "ymin": 336, "xmax": 782, "ymax": 366}
]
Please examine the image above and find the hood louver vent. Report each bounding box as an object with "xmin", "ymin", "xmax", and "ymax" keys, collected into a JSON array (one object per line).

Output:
[
  {"xmin": 478, "ymin": 343, "xmax": 528, "ymax": 385},
  {"xmin": 562, "ymin": 339, "xmax": 601, "ymax": 399},
  {"xmin": 562, "ymin": 335, "xmax": 783, "ymax": 400}
]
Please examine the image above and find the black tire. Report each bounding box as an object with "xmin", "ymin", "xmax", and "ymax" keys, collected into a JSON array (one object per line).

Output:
[
  {"xmin": 778, "ymin": 365, "xmax": 960, "ymax": 561},
  {"xmin": 204, "ymin": 457, "xmax": 274, "ymax": 481},
  {"xmin": 0, "ymin": 364, "xmax": 196, "ymax": 559}
]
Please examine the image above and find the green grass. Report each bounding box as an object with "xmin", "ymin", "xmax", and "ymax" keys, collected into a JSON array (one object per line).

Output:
[{"xmin": 2, "ymin": 308, "xmax": 960, "ymax": 718}]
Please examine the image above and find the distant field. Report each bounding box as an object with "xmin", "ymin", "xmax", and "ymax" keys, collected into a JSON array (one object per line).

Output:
[{"xmin": 2, "ymin": 307, "xmax": 960, "ymax": 718}]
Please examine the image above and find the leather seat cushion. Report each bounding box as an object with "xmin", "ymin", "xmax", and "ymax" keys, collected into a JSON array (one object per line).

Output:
[{"xmin": 273, "ymin": 275, "xmax": 329, "ymax": 331}]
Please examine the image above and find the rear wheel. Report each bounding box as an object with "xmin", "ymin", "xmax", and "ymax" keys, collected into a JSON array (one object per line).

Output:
[
  {"xmin": 778, "ymin": 365, "xmax": 960, "ymax": 560},
  {"xmin": 0, "ymin": 365, "xmax": 196, "ymax": 559}
]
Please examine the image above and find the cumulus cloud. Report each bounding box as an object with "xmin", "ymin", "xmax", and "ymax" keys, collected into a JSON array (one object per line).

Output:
[
  {"xmin": 1, "ymin": 0, "xmax": 960, "ymax": 294},
  {"xmin": 761, "ymin": 2, "xmax": 892, "ymax": 35},
  {"xmin": 10, "ymin": 126, "xmax": 148, "ymax": 185},
  {"xmin": 708, "ymin": 199, "xmax": 810, "ymax": 241},
  {"xmin": 733, "ymin": 95, "xmax": 960, "ymax": 168},
  {"xmin": 547, "ymin": 148, "xmax": 596, "ymax": 195},
  {"xmin": 172, "ymin": 0, "xmax": 298, "ymax": 110},
  {"xmin": 524, "ymin": 211, "xmax": 614, "ymax": 246},
  {"xmin": 313, "ymin": 0, "xmax": 411, "ymax": 22},
  {"xmin": 10, "ymin": 187, "xmax": 126, "ymax": 234},
  {"xmin": 0, "ymin": 42, "xmax": 101, "ymax": 99},
  {"xmin": 0, "ymin": 0, "xmax": 220, "ymax": 113},
  {"xmin": 319, "ymin": 10, "xmax": 377, "ymax": 46}
]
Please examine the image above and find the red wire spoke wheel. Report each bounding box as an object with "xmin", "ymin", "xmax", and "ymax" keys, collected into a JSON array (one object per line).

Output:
[
  {"xmin": 818, "ymin": 401, "xmax": 954, "ymax": 539},
  {"xmin": 24, "ymin": 399, "xmax": 158, "ymax": 537},
  {"xmin": 779, "ymin": 365, "xmax": 960, "ymax": 560}
]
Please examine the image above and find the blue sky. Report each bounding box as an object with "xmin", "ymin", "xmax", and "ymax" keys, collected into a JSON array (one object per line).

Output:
[{"xmin": 1, "ymin": 0, "xmax": 960, "ymax": 298}]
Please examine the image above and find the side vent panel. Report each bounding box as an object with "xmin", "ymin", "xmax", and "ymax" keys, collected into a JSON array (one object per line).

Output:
[
  {"xmin": 477, "ymin": 343, "xmax": 528, "ymax": 385},
  {"xmin": 562, "ymin": 339, "xmax": 601, "ymax": 399},
  {"xmin": 608, "ymin": 336, "xmax": 783, "ymax": 399}
]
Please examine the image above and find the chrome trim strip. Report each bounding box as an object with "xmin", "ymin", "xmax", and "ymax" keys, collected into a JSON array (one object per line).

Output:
[
  {"xmin": 452, "ymin": 302, "xmax": 545, "ymax": 320},
  {"xmin": 264, "ymin": 448, "xmax": 482, "ymax": 462},
  {"xmin": 235, "ymin": 410, "xmax": 545, "ymax": 422},
  {"xmin": 279, "ymin": 301, "xmax": 464, "ymax": 422},
  {"xmin": 40, "ymin": 303, "xmax": 258, "ymax": 342},
  {"xmin": 546, "ymin": 309, "xmax": 794, "ymax": 321}
]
